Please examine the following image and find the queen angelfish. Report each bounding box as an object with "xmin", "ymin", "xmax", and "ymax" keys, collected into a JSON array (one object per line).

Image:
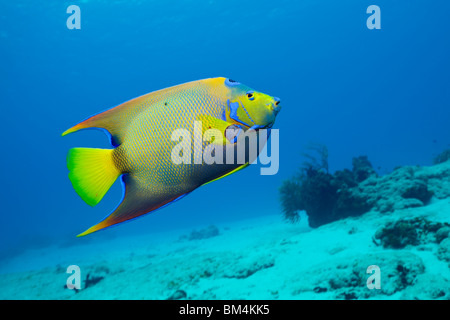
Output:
[{"xmin": 63, "ymin": 77, "xmax": 281, "ymax": 236}]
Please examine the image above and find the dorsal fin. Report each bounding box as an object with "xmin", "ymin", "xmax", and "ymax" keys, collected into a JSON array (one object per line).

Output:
[
  {"xmin": 62, "ymin": 94, "xmax": 151, "ymax": 147},
  {"xmin": 62, "ymin": 79, "xmax": 222, "ymax": 146}
]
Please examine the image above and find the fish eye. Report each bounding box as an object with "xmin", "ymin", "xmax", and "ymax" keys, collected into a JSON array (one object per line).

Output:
[
  {"xmin": 225, "ymin": 78, "xmax": 241, "ymax": 87},
  {"xmin": 246, "ymin": 91, "xmax": 255, "ymax": 100}
]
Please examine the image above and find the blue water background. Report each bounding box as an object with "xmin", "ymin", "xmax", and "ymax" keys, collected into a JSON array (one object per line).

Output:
[{"xmin": 1, "ymin": 0, "xmax": 449, "ymax": 255}]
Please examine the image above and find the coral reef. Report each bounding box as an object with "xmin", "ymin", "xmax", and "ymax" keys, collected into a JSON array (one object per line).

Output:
[
  {"xmin": 300, "ymin": 143, "xmax": 330, "ymax": 174},
  {"xmin": 279, "ymin": 179, "xmax": 303, "ymax": 223},
  {"xmin": 352, "ymin": 155, "xmax": 377, "ymax": 183},
  {"xmin": 291, "ymin": 251, "xmax": 427, "ymax": 299},
  {"xmin": 279, "ymin": 147, "xmax": 376, "ymax": 227},
  {"xmin": 400, "ymin": 274, "xmax": 450, "ymax": 299},
  {"xmin": 281, "ymin": 168, "xmax": 338, "ymax": 227},
  {"xmin": 437, "ymin": 238, "xmax": 450, "ymax": 266},
  {"xmin": 2, "ymin": 201, "xmax": 449, "ymax": 300},
  {"xmin": 280, "ymin": 145, "xmax": 450, "ymax": 228},
  {"xmin": 358, "ymin": 166, "xmax": 434, "ymax": 213},
  {"xmin": 433, "ymin": 149, "xmax": 450, "ymax": 165},
  {"xmin": 373, "ymin": 217, "xmax": 450, "ymax": 249},
  {"xmin": 415, "ymin": 161, "xmax": 450, "ymax": 199}
]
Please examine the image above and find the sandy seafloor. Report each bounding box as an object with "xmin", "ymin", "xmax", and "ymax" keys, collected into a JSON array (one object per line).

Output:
[{"xmin": 1, "ymin": 198, "xmax": 449, "ymax": 300}]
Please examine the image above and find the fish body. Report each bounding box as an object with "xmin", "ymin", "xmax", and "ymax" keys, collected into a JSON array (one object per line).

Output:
[{"xmin": 63, "ymin": 77, "xmax": 281, "ymax": 236}]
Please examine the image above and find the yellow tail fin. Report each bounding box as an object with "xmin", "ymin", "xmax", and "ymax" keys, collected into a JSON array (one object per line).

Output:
[{"xmin": 67, "ymin": 148, "xmax": 121, "ymax": 206}]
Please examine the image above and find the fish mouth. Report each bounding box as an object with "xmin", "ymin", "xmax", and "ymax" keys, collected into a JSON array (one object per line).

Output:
[
  {"xmin": 271, "ymin": 97, "xmax": 281, "ymax": 115},
  {"xmin": 271, "ymin": 102, "xmax": 281, "ymax": 115},
  {"xmin": 273, "ymin": 105, "xmax": 281, "ymax": 115}
]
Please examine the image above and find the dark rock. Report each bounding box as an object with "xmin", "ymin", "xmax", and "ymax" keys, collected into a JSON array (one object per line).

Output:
[
  {"xmin": 437, "ymin": 238, "xmax": 450, "ymax": 264},
  {"xmin": 435, "ymin": 226, "xmax": 450, "ymax": 244},
  {"xmin": 188, "ymin": 225, "xmax": 219, "ymax": 240},
  {"xmin": 433, "ymin": 149, "xmax": 450, "ymax": 165},
  {"xmin": 334, "ymin": 188, "xmax": 372, "ymax": 219},
  {"xmin": 167, "ymin": 290, "xmax": 187, "ymax": 300},
  {"xmin": 342, "ymin": 291, "xmax": 358, "ymax": 300},
  {"xmin": 313, "ymin": 286, "xmax": 327, "ymax": 293},
  {"xmin": 352, "ymin": 156, "xmax": 377, "ymax": 183},
  {"xmin": 375, "ymin": 220, "xmax": 419, "ymax": 249},
  {"xmin": 401, "ymin": 180, "xmax": 433, "ymax": 203},
  {"xmin": 374, "ymin": 217, "xmax": 450, "ymax": 249},
  {"xmin": 84, "ymin": 273, "xmax": 104, "ymax": 289},
  {"xmin": 333, "ymin": 169, "xmax": 357, "ymax": 188}
]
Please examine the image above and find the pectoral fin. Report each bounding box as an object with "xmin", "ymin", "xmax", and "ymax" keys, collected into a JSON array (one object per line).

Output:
[
  {"xmin": 197, "ymin": 114, "xmax": 243, "ymax": 145},
  {"xmin": 197, "ymin": 114, "xmax": 231, "ymax": 131}
]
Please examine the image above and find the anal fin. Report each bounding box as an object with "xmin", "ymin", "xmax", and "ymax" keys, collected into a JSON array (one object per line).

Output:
[
  {"xmin": 77, "ymin": 174, "xmax": 189, "ymax": 237},
  {"xmin": 202, "ymin": 163, "xmax": 250, "ymax": 186}
]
